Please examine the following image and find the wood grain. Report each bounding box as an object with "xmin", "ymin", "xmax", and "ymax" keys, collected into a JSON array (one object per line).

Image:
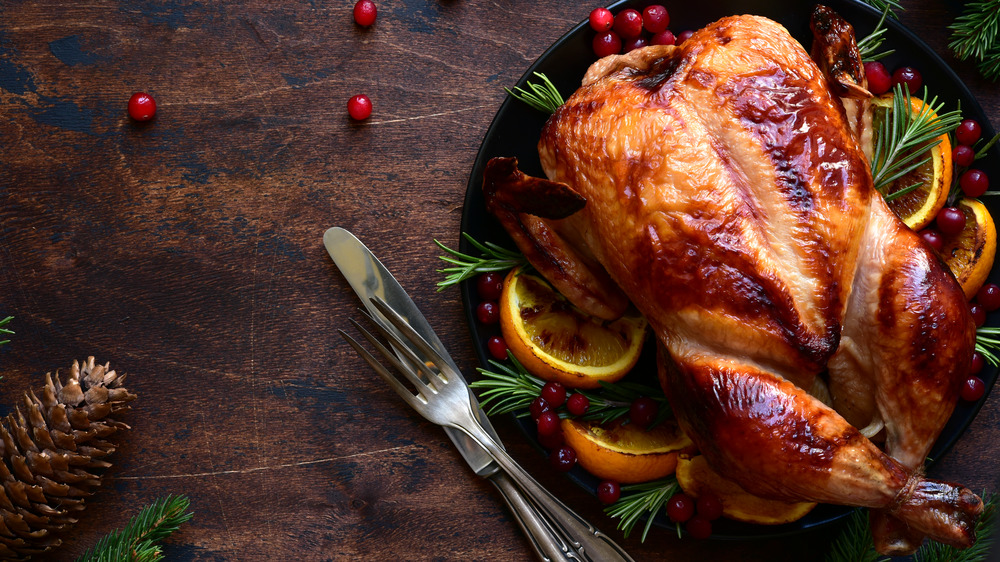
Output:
[{"xmin": 0, "ymin": 1, "xmax": 996, "ymax": 560}]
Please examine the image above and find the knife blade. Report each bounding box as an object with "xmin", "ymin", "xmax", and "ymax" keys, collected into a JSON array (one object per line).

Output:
[{"xmin": 324, "ymin": 227, "xmax": 573, "ymax": 561}]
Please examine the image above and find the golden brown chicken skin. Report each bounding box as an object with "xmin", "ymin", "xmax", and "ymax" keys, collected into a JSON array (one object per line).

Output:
[{"xmin": 484, "ymin": 8, "xmax": 981, "ymax": 554}]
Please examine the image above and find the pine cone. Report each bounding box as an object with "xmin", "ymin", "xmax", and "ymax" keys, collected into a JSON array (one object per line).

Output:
[{"xmin": 0, "ymin": 357, "xmax": 135, "ymax": 560}]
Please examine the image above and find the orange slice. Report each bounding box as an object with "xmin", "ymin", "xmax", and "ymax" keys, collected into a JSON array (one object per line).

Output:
[
  {"xmin": 676, "ymin": 455, "xmax": 817, "ymax": 525},
  {"xmin": 561, "ymin": 418, "xmax": 694, "ymax": 484},
  {"xmin": 940, "ymin": 198, "xmax": 997, "ymax": 299},
  {"xmin": 499, "ymin": 267, "xmax": 647, "ymax": 389},
  {"xmin": 871, "ymin": 93, "xmax": 953, "ymax": 231}
]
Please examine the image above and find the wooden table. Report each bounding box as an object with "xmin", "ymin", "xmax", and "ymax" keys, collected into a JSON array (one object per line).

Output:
[{"xmin": 0, "ymin": 1, "xmax": 997, "ymax": 560}]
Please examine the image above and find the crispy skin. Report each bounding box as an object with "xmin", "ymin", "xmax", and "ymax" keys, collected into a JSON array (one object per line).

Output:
[{"xmin": 484, "ymin": 11, "xmax": 981, "ymax": 553}]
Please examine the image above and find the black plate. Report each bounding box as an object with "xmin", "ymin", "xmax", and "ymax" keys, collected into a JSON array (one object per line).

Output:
[{"xmin": 460, "ymin": 0, "xmax": 1000, "ymax": 540}]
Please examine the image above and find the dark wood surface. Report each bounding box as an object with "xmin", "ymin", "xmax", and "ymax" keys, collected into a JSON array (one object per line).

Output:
[{"xmin": 0, "ymin": 1, "xmax": 997, "ymax": 560}]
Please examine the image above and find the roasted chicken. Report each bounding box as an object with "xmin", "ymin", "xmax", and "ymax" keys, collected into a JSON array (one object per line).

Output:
[{"xmin": 484, "ymin": 7, "xmax": 982, "ymax": 554}]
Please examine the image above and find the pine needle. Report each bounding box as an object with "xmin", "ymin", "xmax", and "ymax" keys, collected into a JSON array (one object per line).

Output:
[
  {"xmin": 949, "ymin": 0, "xmax": 1000, "ymax": 81},
  {"xmin": 435, "ymin": 233, "xmax": 527, "ymax": 290},
  {"xmin": 858, "ymin": 0, "xmax": 901, "ymax": 19},
  {"xmin": 857, "ymin": 3, "xmax": 897, "ymax": 62},
  {"xmin": 77, "ymin": 495, "xmax": 194, "ymax": 562},
  {"xmin": 0, "ymin": 316, "xmax": 12, "ymax": 347},
  {"xmin": 914, "ymin": 492, "xmax": 998, "ymax": 562},
  {"xmin": 825, "ymin": 509, "xmax": 885, "ymax": 562},
  {"xmin": 976, "ymin": 326, "xmax": 1000, "ymax": 366},
  {"xmin": 505, "ymin": 72, "xmax": 565, "ymax": 114},
  {"xmin": 603, "ymin": 478, "xmax": 680, "ymax": 541}
]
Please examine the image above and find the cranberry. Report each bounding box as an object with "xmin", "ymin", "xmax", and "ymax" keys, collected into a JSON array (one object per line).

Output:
[
  {"xmin": 650, "ymin": 30, "xmax": 676, "ymax": 46},
  {"xmin": 676, "ymin": 30, "xmax": 694, "ymax": 45},
  {"xmin": 593, "ymin": 31, "xmax": 622, "ymax": 57},
  {"xmin": 538, "ymin": 428, "xmax": 565, "ymax": 449},
  {"xmin": 971, "ymin": 351, "xmax": 985, "ymax": 375},
  {"xmin": 566, "ymin": 393, "xmax": 590, "ymax": 416},
  {"xmin": 864, "ymin": 61, "xmax": 891, "ymax": 96},
  {"xmin": 540, "ymin": 382, "xmax": 567, "ymax": 408},
  {"xmin": 954, "ymin": 145, "xmax": 976, "ymax": 168},
  {"xmin": 919, "ymin": 229, "xmax": 944, "ymax": 252},
  {"xmin": 956, "ymin": 119, "xmax": 983, "ymax": 146},
  {"xmin": 127, "ymin": 92, "xmax": 156, "ymax": 121},
  {"xmin": 971, "ymin": 302, "xmax": 987, "ymax": 327},
  {"xmin": 936, "ymin": 207, "xmax": 967, "ymax": 236},
  {"xmin": 960, "ymin": 169, "xmax": 990, "ymax": 198},
  {"xmin": 549, "ymin": 445, "xmax": 577, "ymax": 472},
  {"xmin": 642, "ymin": 5, "xmax": 670, "ymax": 34},
  {"xmin": 961, "ymin": 376, "xmax": 986, "ymax": 402},
  {"xmin": 529, "ymin": 396, "xmax": 551, "ymax": 420},
  {"xmin": 666, "ymin": 493, "xmax": 695, "ymax": 522},
  {"xmin": 613, "ymin": 9, "xmax": 643, "ymax": 40},
  {"xmin": 589, "ymin": 7, "xmax": 614, "ymax": 32},
  {"xmin": 476, "ymin": 301, "xmax": 499, "ymax": 324},
  {"xmin": 476, "ymin": 272, "xmax": 504, "ymax": 301},
  {"xmin": 978, "ymin": 283, "xmax": 1000, "ymax": 311},
  {"xmin": 630, "ymin": 397, "xmax": 658, "ymax": 428},
  {"xmin": 685, "ymin": 516, "xmax": 713, "ymax": 539},
  {"xmin": 891, "ymin": 66, "xmax": 923, "ymax": 93},
  {"xmin": 537, "ymin": 411, "xmax": 561, "ymax": 437},
  {"xmin": 696, "ymin": 493, "xmax": 724, "ymax": 520},
  {"xmin": 487, "ymin": 336, "xmax": 508, "ymax": 360},
  {"xmin": 623, "ymin": 37, "xmax": 648, "ymax": 52},
  {"xmin": 347, "ymin": 94, "xmax": 373, "ymax": 120},
  {"xmin": 597, "ymin": 480, "xmax": 621, "ymax": 504},
  {"xmin": 353, "ymin": 0, "xmax": 377, "ymax": 27}
]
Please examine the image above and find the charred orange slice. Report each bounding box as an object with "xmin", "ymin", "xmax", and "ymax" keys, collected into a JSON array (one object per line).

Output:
[
  {"xmin": 676, "ymin": 455, "xmax": 817, "ymax": 525},
  {"xmin": 561, "ymin": 418, "xmax": 693, "ymax": 484},
  {"xmin": 499, "ymin": 267, "xmax": 647, "ymax": 389},
  {"xmin": 940, "ymin": 198, "xmax": 997, "ymax": 299},
  {"xmin": 872, "ymin": 93, "xmax": 953, "ymax": 231}
]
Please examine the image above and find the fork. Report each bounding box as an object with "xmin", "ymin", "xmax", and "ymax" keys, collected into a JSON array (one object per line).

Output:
[{"xmin": 341, "ymin": 296, "xmax": 635, "ymax": 562}]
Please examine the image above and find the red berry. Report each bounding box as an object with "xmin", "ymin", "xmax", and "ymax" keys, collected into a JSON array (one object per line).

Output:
[
  {"xmin": 630, "ymin": 397, "xmax": 658, "ymax": 428},
  {"xmin": 566, "ymin": 393, "xmax": 590, "ymax": 416},
  {"xmin": 676, "ymin": 30, "xmax": 694, "ymax": 45},
  {"xmin": 529, "ymin": 396, "xmax": 551, "ymax": 420},
  {"xmin": 538, "ymin": 428, "xmax": 565, "ymax": 449},
  {"xmin": 971, "ymin": 351, "xmax": 985, "ymax": 375},
  {"xmin": 540, "ymin": 382, "xmax": 567, "ymax": 408},
  {"xmin": 549, "ymin": 445, "xmax": 577, "ymax": 472},
  {"xmin": 487, "ymin": 336, "xmax": 508, "ymax": 360},
  {"xmin": 537, "ymin": 411, "xmax": 561, "ymax": 436},
  {"xmin": 956, "ymin": 119, "xmax": 982, "ymax": 146},
  {"xmin": 891, "ymin": 66, "xmax": 923, "ymax": 93},
  {"xmin": 954, "ymin": 145, "xmax": 976, "ymax": 168},
  {"xmin": 623, "ymin": 37, "xmax": 647, "ymax": 52},
  {"xmin": 864, "ymin": 61, "xmax": 891, "ymax": 96},
  {"xmin": 971, "ymin": 302, "xmax": 987, "ymax": 327},
  {"xmin": 936, "ymin": 207, "xmax": 966, "ymax": 236},
  {"xmin": 961, "ymin": 376, "xmax": 986, "ymax": 402},
  {"xmin": 476, "ymin": 301, "xmax": 499, "ymax": 324},
  {"xmin": 589, "ymin": 8, "xmax": 614, "ymax": 32},
  {"xmin": 127, "ymin": 92, "xmax": 156, "ymax": 121},
  {"xmin": 642, "ymin": 5, "xmax": 670, "ymax": 34},
  {"xmin": 978, "ymin": 283, "xmax": 1000, "ymax": 311},
  {"xmin": 613, "ymin": 9, "xmax": 643, "ymax": 39},
  {"xmin": 960, "ymin": 169, "xmax": 989, "ymax": 198},
  {"xmin": 353, "ymin": 0, "xmax": 377, "ymax": 27},
  {"xmin": 650, "ymin": 30, "xmax": 676, "ymax": 46},
  {"xmin": 597, "ymin": 480, "xmax": 621, "ymax": 504},
  {"xmin": 593, "ymin": 31, "xmax": 622, "ymax": 57},
  {"xmin": 919, "ymin": 229, "xmax": 944, "ymax": 252},
  {"xmin": 347, "ymin": 94, "xmax": 373, "ymax": 120},
  {"xmin": 666, "ymin": 493, "xmax": 696, "ymax": 522},
  {"xmin": 476, "ymin": 272, "xmax": 504, "ymax": 301},
  {"xmin": 685, "ymin": 516, "xmax": 713, "ymax": 539},
  {"xmin": 696, "ymin": 493, "xmax": 724, "ymax": 520}
]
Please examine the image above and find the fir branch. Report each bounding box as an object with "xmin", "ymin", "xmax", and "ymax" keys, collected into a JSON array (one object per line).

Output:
[
  {"xmin": 0, "ymin": 316, "xmax": 12, "ymax": 347},
  {"xmin": 435, "ymin": 233, "xmax": 527, "ymax": 290},
  {"xmin": 77, "ymin": 495, "xmax": 193, "ymax": 562},
  {"xmin": 913, "ymin": 492, "xmax": 997, "ymax": 561},
  {"xmin": 857, "ymin": 4, "xmax": 897, "ymax": 62},
  {"xmin": 949, "ymin": 0, "xmax": 1000, "ymax": 81},
  {"xmin": 871, "ymin": 85, "xmax": 964, "ymax": 196},
  {"xmin": 824, "ymin": 509, "xmax": 886, "ymax": 562},
  {"xmin": 505, "ymin": 72, "xmax": 565, "ymax": 114},
  {"xmin": 604, "ymin": 477, "xmax": 680, "ymax": 541}
]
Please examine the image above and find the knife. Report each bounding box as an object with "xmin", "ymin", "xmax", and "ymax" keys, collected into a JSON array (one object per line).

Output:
[{"xmin": 324, "ymin": 227, "xmax": 575, "ymax": 561}]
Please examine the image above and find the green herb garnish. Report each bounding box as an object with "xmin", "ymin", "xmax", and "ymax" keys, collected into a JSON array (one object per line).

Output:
[
  {"xmin": 505, "ymin": 72, "xmax": 564, "ymax": 114},
  {"xmin": 435, "ymin": 233, "xmax": 527, "ymax": 291}
]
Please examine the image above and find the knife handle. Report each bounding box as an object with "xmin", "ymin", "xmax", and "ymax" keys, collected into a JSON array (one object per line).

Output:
[{"xmin": 489, "ymin": 470, "xmax": 579, "ymax": 561}]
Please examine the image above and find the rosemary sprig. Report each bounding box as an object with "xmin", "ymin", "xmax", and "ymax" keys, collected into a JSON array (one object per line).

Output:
[
  {"xmin": 505, "ymin": 72, "xmax": 564, "ymax": 114},
  {"xmin": 948, "ymin": 0, "xmax": 1000, "ymax": 81},
  {"xmin": 976, "ymin": 326, "xmax": 1000, "ymax": 366},
  {"xmin": 859, "ymin": 0, "xmax": 900, "ymax": 19},
  {"xmin": 0, "ymin": 316, "xmax": 12, "ymax": 347},
  {"xmin": 604, "ymin": 477, "xmax": 680, "ymax": 541},
  {"xmin": 871, "ymin": 84, "xmax": 964, "ymax": 197},
  {"xmin": 76, "ymin": 495, "xmax": 193, "ymax": 562},
  {"xmin": 857, "ymin": 3, "xmax": 896, "ymax": 62},
  {"xmin": 435, "ymin": 233, "xmax": 527, "ymax": 291}
]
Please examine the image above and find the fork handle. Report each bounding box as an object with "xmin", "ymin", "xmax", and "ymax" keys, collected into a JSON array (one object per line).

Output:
[
  {"xmin": 489, "ymin": 470, "xmax": 581, "ymax": 561},
  {"xmin": 458, "ymin": 422, "xmax": 635, "ymax": 562}
]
